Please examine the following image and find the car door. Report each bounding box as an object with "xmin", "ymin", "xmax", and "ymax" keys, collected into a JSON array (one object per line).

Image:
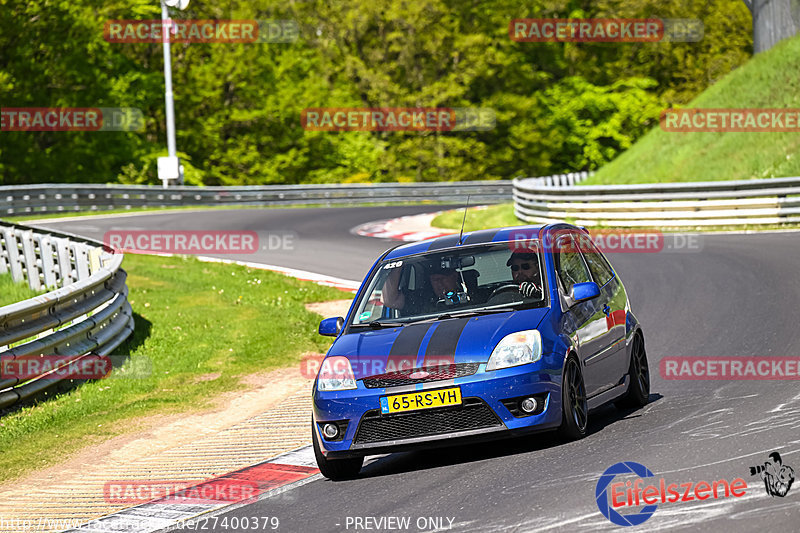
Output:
[
  {"xmin": 576, "ymin": 236, "xmax": 628, "ymax": 387},
  {"xmin": 553, "ymin": 232, "xmax": 619, "ymax": 397}
]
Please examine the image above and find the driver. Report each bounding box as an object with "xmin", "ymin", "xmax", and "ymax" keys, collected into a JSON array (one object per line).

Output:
[{"xmin": 507, "ymin": 252, "xmax": 542, "ymax": 298}]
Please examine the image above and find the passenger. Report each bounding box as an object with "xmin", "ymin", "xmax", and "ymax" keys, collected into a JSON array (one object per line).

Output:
[
  {"xmin": 428, "ymin": 264, "xmax": 461, "ymax": 300},
  {"xmin": 382, "ymin": 262, "xmax": 460, "ymax": 313}
]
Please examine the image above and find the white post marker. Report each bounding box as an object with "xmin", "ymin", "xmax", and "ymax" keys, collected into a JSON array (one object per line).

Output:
[{"xmin": 159, "ymin": 0, "xmax": 190, "ymax": 188}]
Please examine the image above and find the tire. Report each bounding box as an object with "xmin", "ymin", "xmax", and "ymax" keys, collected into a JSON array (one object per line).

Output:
[
  {"xmin": 557, "ymin": 356, "xmax": 588, "ymax": 441},
  {"xmin": 312, "ymin": 419, "xmax": 363, "ymax": 481},
  {"xmin": 615, "ymin": 333, "xmax": 650, "ymax": 409}
]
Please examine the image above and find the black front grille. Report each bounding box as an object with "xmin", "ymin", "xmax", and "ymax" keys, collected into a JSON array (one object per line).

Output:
[
  {"xmin": 353, "ymin": 398, "xmax": 503, "ymax": 444},
  {"xmin": 362, "ymin": 363, "xmax": 481, "ymax": 389}
]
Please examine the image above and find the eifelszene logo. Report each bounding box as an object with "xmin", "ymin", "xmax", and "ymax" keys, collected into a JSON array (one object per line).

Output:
[
  {"xmin": 596, "ymin": 462, "xmax": 658, "ymax": 526},
  {"xmin": 595, "ymin": 461, "xmax": 748, "ymax": 526},
  {"xmin": 749, "ymin": 451, "xmax": 795, "ymax": 497}
]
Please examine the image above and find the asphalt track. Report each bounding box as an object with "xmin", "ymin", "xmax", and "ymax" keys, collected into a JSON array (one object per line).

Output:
[{"xmin": 38, "ymin": 208, "xmax": 800, "ymax": 532}]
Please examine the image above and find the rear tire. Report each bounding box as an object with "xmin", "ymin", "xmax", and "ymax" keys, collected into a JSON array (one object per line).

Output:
[
  {"xmin": 312, "ymin": 419, "xmax": 363, "ymax": 481},
  {"xmin": 557, "ymin": 356, "xmax": 588, "ymax": 441},
  {"xmin": 615, "ymin": 333, "xmax": 650, "ymax": 409}
]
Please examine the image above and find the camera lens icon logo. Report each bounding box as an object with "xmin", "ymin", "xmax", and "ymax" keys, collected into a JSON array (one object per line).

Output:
[{"xmin": 596, "ymin": 462, "xmax": 658, "ymax": 526}]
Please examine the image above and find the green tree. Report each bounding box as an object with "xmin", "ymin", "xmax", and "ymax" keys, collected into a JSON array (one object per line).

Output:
[{"xmin": 0, "ymin": 0, "xmax": 753, "ymax": 185}]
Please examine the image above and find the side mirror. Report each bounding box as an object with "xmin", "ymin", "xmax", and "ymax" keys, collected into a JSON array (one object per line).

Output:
[
  {"xmin": 319, "ymin": 317, "xmax": 344, "ymax": 337},
  {"xmin": 570, "ymin": 282, "xmax": 600, "ymax": 303}
]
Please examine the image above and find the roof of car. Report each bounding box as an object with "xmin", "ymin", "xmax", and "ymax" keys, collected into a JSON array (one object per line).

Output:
[{"xmin": 382, "ymin": 223, "xmax": 559, "ymax": 261}]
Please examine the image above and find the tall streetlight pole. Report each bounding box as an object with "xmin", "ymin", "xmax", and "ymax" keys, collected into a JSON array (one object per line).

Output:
[
  {"xmin": 162, "ymin": 1, "xmax": 177, "ymax": 159},
  {"xmin": 157, "ymin": 0, "xmax": 189, "ymax": 188}
]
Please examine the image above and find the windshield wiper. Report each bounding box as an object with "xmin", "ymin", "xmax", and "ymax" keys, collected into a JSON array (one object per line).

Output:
[
  {"xmin": 351, "ymin": 320, "xmax": 406, "ymax": 329},
  {"xmin": 436, "ymin": 308, "xmax": 517, "ymax": 320}
]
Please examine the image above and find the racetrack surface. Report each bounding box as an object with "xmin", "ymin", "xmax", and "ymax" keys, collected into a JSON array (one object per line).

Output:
[
  {"xmin": 40, "ymin": 208, "xmax": 800, "ymax": 532},
  {"xmin": 31, "ymin": 206, "xmax": 457, "ymax": 282}
]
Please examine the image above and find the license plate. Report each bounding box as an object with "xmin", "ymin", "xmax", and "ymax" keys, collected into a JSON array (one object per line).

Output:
[{"xmin": 380, "ymin": 387, "xmax": 462, "ymax": 414}]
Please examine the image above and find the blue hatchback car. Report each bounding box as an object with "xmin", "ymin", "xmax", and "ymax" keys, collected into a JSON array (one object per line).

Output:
[{"xmin": 312, "ymin": 223, "xmax": 650, "ymax": 480}]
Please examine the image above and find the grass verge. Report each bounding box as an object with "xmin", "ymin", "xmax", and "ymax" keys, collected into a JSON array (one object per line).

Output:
[
  {"xmin": 0, "ymin": 273, "xmax": 45, "ymax": 307},
  {"xmin": 585, "ymin": 34, "xmax": 800, "ymax": 185},
  {"xmin": 0, "ymin": 253, "xmax": 346, "ymax": 484},
  {"xmin": 431, "ymin": 204, "xmax": 520, "ymax": 232}
]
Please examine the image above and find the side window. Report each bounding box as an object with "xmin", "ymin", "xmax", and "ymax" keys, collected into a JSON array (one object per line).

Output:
[
  {"xmin": 577, "ymin": 236, "xmax": 615, "ymax": 287},
  {"xmin": 554, "ymin": 234, "xmax": 591, "ymax": 292}
]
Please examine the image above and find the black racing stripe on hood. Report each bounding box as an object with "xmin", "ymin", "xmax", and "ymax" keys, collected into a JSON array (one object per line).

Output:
[
  {"xmin": 460, "ymin": 229, "xmax": 500, "ymax": 246},
  {"xmin": 426, "ymin": 234, "xmax": 462, "ymax": 251},
  {"xmin": 388, "ymin": 322, "xmax": 433, "ymax": 357},
  {"xmin": 425, "ymin": 318, "xmax": 469, "ymax": 357}
]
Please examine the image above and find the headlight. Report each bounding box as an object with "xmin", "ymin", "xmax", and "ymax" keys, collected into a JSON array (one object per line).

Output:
[
  {"xmin": 486, "ymin": 330, "xmax": 542, "ymax": 371},
  {"xmin": 317, "ymin": 356, "xmax": 357, "ymax": 391}
]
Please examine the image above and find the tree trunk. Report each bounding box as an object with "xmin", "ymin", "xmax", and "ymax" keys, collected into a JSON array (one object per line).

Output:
[{"xmin": 744, "ymin": 0, "xmax": 800, "ymax": 53}]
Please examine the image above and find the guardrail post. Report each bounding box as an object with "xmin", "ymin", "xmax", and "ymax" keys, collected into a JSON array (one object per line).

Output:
[
  {"xmin": 20, "ymin": 230, "xmax": 42, "ymax": 291},
  {"xmin": 4, "ymin": 230, "xmax": 22, "ymax": 281},
  {"xmin": 1, "ymin": 228, "xmax": 24, "ymax": 282},
  {"xmin": 89, "ymin": 248, "xmax": 102, "ymax": 274},
  {"xmin": 73, "ymin": 243, "xmax": 90, "ymax": 280},
  {"xmin": 37, "ymin": 235, "xmax": 59, "ymax": 289},
  {"xmin": 54, "ymin": 237, "xmax": 74, "ymax": 285},
  {"xmin": 0, "ymin": 230, "xmax": 8, "ymax": 275}
]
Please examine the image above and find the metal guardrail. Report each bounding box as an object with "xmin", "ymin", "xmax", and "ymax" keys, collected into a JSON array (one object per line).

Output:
[
  {"xmin": 514, "ymin": 174, "xmax": 800, "ymax": 227},
  {"xmin": 0, "ymin": 181, "xmax": 513, "ymax": 216},
  {"xmin": 0, "ymin": 222, "xmax": 133, "ymax": 409}
]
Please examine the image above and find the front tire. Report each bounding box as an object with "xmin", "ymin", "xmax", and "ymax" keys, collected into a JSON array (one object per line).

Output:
[
  {"xmin": 557, "ymin": 356, "xmax": 588, "ymax": 441},
  {"xmin": 312, "ymin": 419, "xmax": 363, "ymax": 481},
  {"xmin": 615, "ymin": 333, "xmax": 650, "ymax": 409}
]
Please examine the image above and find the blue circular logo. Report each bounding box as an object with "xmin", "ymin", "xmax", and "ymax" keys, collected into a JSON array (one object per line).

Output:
[{"xmin": 595, "ymin": 462, "xmax": 658, "ymax": 526}]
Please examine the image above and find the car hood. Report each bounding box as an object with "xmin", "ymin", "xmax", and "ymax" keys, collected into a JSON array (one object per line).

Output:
[{"xmin": 328, "ymin": 307, "xmax": 550, "ymax": 379}]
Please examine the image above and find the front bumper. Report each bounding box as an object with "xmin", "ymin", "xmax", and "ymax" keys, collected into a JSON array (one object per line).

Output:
[{"xmin": 313, "ymin": 358, "xmax": 563, "ymax": 458}]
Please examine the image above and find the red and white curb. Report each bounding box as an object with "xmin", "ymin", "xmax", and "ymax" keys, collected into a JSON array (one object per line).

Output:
[
  {"xmin": 64, "ymin": 446, "xmax": 386, "ymax": 533},
  {"xmin": 63, "ymin": 446, "xmax": 321, "ymax": 533},
  {"xmin": 352, "ymin": 212, "xmax": 457, "ymax": 242}
]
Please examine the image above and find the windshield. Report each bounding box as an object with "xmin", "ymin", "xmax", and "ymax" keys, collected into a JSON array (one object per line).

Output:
[{"xmin": 350, "ymin": 242, "xmax": 547, "ymax": 326}]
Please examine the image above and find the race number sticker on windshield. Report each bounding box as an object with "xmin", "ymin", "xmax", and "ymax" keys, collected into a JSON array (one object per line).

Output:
[
  {"xmin": 383, "ymin": 260, "xmax": 403, "ymax": 269},
  {"xmin": 380, "ymin": 387, "xmax": 462, "ymax": 414}
]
